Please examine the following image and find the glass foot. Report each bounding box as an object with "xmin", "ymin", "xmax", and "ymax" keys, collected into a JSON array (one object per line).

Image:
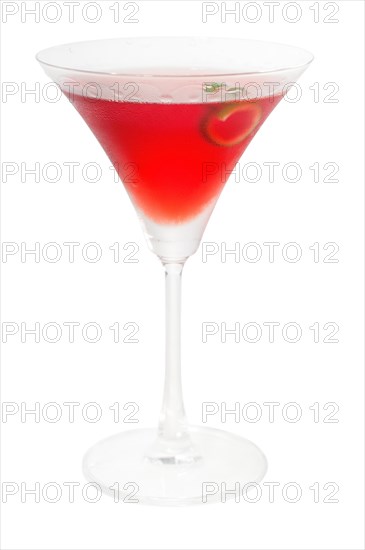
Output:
[{"xmin": 83, "ymin": 426, "xmax": 267, "ymax": 506}]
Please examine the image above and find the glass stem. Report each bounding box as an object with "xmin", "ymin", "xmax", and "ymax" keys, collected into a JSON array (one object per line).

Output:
[{"xmin": 158, "ymin": 261, "xmax": 187, "ymax": 441}]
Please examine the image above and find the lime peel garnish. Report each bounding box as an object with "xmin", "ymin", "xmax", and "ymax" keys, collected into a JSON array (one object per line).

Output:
[
  {"xmin": 203, "ymin": 82, "xmax": 224, "ymax": 94},
  {"xmin": 204, "ymin": 102, "xmax": 262, "ymax": 147},
  {"xmin": 203, "ymin": 83, "xmax": 244, "ymax": 95}
]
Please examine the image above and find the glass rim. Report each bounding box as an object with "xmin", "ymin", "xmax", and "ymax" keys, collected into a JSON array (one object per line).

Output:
[{"xmin": 36, "ymin": 36, "xmax": 314, "ymax": 78}]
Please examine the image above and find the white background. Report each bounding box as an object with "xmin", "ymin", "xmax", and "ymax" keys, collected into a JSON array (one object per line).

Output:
[{"xmin": 1, "ymin": 1, "xmax": 364, "ymax": 549}]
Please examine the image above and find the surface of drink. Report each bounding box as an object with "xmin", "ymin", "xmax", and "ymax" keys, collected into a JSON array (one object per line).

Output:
[{"xmin": 68, "ymin": 94, "xmax": 282, "ymax": 223}]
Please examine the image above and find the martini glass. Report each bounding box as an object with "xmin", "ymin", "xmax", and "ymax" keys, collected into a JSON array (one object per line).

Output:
[{"xmin": 37, "ymin": 37, "xmax": 313, "ymax": 506}]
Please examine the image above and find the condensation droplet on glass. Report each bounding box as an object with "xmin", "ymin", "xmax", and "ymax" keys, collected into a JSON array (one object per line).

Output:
[{"xmin": 160, "ymin": 94, "xmax": 173, "ymax": 104}]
